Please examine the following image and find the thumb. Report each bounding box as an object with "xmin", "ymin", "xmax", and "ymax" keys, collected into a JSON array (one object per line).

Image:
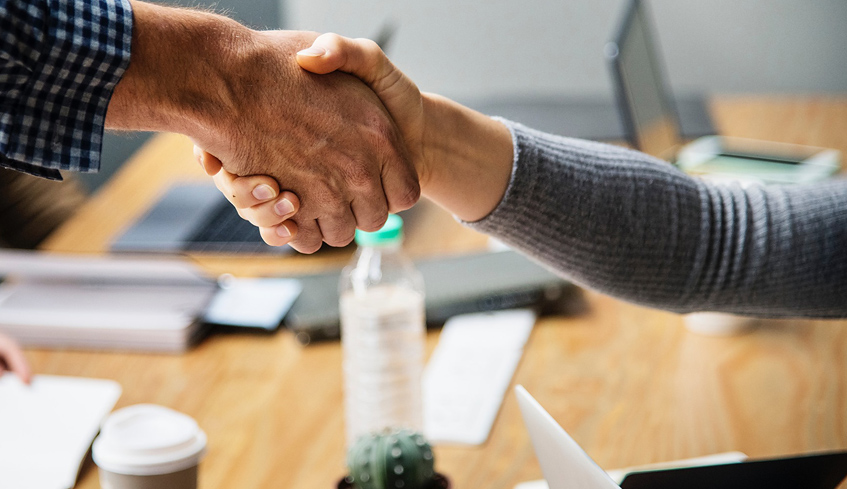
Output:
[
  {"xmin": 297, "ymin": 33, "xmax": 390, "ymax": 81},
  {"xmin": 296, "ymin": 33, "xmax": 421, "ymax": 134}
]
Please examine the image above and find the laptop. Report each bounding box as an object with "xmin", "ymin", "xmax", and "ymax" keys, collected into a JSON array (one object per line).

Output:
[
  {"xmin": 285, "ymin": 250, "xmax": 576, "ymax": 345},
  {"xmin": 606, "ymin": 0, "xmax": 840, "ymax": 183},
  {"xmin": 111, "ymin": 182, "xmax": 291, "ymax": 254},
  {"xmin": 514, "ymin": 385, "xmax": 847, "ymax": 489}
]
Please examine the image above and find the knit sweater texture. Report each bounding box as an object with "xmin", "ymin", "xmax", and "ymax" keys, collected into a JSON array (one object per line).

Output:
[{"xmin": 466, "ymin": 120, "xmax": 847, "ymax": 318}]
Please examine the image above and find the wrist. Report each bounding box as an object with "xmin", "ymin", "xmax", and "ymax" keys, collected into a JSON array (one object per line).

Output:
[
  {"xmin": 419, "ymin": 93, "xmax": 513, "ymax": 222},
  {"xmin": 107, "ymin": 1, "xmax": 253, "ymax": 140}
]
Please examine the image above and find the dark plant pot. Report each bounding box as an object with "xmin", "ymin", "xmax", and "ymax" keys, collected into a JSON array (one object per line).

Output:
[{"xmin": 338, "ymin": 473, "xmax": 451, "ymax": 489}]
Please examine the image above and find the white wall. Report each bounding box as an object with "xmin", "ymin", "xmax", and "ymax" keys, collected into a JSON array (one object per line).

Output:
[{"xmin": 281, "ymin": 0, "xmax": 847, "ymax": 100}]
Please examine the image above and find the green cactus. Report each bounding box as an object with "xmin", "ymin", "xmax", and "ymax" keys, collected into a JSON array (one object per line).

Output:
[{"xmin": 346, "ymin": 429, "xmax": 436, "ymax": 489}]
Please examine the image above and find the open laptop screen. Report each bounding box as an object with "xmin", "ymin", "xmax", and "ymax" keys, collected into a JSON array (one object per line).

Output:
[{"xmin": 607, "ymin": 0, "xmax": 681, "ymax": 161}]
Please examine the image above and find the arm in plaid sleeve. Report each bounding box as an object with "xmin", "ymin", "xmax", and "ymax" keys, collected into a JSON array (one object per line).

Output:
[
  {"xmin": 0, "ymin": 0, "xmax": 132, "ymax": 180},
  {"xmin": 1, "ymin": 0, "xmax": 416, "ymax": 253}
]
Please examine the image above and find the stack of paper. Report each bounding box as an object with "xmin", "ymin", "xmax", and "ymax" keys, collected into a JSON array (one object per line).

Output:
[
  {"xmin": 0, "ymin": 373, "xmax": 122, "ymax": 489},
  {"xmin": 0, "ymin": 250, "xmax": 216, "ymax": 352}
]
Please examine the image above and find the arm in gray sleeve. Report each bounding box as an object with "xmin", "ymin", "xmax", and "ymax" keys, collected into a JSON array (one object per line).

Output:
[{"xmin": 465, "ymin": 120, "xmax": 847, "ymax": 318}]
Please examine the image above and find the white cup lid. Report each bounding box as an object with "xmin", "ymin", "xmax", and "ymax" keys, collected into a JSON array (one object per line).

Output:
[
  {"xmin": 93, "ymin": 404, "xmax": 207, "ymax": 476},
  {"xmin": 684, "ymin": 312, "xmax": 757, "ymax": 336}
]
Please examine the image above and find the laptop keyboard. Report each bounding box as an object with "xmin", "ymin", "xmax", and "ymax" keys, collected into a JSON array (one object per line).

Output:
[{"xmin": 183, "ymin": 201, "xmax": 290, "ymax": 254}]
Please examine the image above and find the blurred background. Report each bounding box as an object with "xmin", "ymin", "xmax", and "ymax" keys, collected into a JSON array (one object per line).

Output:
[{"xmin": 87, "ymin": 0, "xmax": 847, "ymax": 192}]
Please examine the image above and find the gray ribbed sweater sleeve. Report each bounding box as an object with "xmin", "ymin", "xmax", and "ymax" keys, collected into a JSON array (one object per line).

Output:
[{"xmin": 465, "ymin": 120, "xmax": 847, "ymax": 318}]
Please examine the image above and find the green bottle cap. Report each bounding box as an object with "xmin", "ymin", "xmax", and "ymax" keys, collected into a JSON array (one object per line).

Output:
[{"xmin": 354, "ymin": 214, "xmax": 403, "ymax": 246}]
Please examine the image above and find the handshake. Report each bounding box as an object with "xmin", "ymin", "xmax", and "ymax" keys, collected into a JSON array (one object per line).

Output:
[
  {"xmin": 194, "ymin": 33, "xmax": 433, "ymax": 254},
  {"xmin": 106, "ymin": 3, "xmax": 513, "ymax": 253}
]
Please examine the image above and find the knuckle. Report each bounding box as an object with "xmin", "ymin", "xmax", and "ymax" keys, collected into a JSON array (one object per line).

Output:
[
  {"xmin": 323, "ymin": 32, "xmax": 343, "ymax": 45},
  {"xmin": 369, "ymin": 112, "xmax": 395, "ymax": 140},
  {"xmin": 259, "ymin": 227, "xmax": 284, "ymax": 247},
  {"xmin": 359, "ymin": 38, "xmax": 382, "ymax": 56},
  {"xmin": 293, "ymin": 240, "xmax": 322, "ymax": 254},
  {"xmin": 254, "ymin": 214, "xmax": 283, "ymax": 228},
  {"xmin": 358, "ymin": 211, "xmax": 388, "ymax": 232},
  {"xmin": 322, "ymin": 220, "xmax": 356, "ymax": 245},
  {"xmin": 325, "ymin": 232, "xmax": 355, "ymax": 248},
  {"xmin": 337, "ymin": 234, "xmax": 356, "ymax": 247},
  {"xmin": 390, "ymin": 180, "xmax": 421, "ymax": 212}
]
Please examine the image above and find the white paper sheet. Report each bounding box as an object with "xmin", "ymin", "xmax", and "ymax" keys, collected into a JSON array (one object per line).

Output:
[{"xmin": 0, "ymin": 374, "xmax": 121, "ymax": 489}]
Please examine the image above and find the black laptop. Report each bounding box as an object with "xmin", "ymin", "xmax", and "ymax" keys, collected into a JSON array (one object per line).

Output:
[{"xmin": 111, "ymin": 182, "xmax": 292, "ymax": 254}]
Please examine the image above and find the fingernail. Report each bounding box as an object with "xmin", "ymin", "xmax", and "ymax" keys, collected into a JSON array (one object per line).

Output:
[
  {"xmin": 297, "ymin": 46, "xmax": 326, "ymax": 57},
  {"xmin": 274, "ymin": 198, "xmax": 295, "ymax": 216},
  {"xmin": 252, "ymin": 184, "xmax": 276, "ymax": 201},
  {"xmin": 276, "ymin": 225, "xmax": 291, "ymax": 238}
]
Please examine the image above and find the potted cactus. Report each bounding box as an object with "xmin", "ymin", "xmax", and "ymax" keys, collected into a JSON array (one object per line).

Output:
[{"xmin": 338, "ymin": 429, "xmax": 450, "ymax": 489}]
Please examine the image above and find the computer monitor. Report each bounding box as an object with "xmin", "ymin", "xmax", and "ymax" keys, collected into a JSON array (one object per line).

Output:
[{"xmin": 606, "ymin": 0, "xmax": 682, "ymax": 161}]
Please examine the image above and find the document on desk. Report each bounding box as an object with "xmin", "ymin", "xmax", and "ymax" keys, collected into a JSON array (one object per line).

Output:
[
  {"xmin": 0, "ymin": 373, "xmax": 121, "ymax": 489},
  {"xmin": 0, "ymin": 281, "xmax": 215, "ymax": 351},
  {"xmin": 0, "ymin": 250, "xmax": 216, "ymax": 352},
  {"xmin": 0, "ymin": 249, "xmax": 209, "ymax": 284}
]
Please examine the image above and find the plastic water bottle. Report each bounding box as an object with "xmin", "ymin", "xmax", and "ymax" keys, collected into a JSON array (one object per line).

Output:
[{"xmin": 340, "ymin": 214, "xmax": 426, "ymax": 446}]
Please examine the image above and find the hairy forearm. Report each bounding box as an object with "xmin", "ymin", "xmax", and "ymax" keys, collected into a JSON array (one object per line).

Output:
[
  {"xmin": 419, "ymin": 94, "xmax": 514, "ymax": 222},
  {"xmin": 105, "ymin": 0, "xmax": 249, "ymax": 138}
]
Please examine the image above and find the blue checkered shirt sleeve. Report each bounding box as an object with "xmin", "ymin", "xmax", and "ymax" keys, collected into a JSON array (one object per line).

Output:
[{"xmin": 0, "ymin": 0, "xmax": 133, "ymax": 180}]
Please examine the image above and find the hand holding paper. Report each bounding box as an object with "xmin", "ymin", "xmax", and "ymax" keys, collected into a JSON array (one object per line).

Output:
[{"xmin": 0, "ymin": 333, "xmax": 30, "ymax": 384}]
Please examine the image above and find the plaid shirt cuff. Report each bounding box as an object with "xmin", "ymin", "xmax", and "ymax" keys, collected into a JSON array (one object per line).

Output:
[{"xmin": 0, "ymin": 0, "xmax": 133, "ymax": 178}]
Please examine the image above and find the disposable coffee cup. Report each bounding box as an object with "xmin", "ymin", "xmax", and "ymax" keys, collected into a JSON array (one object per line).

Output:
[{"xmin": 93, "ymin": 404, "xmax": 207, "ymax": 489}]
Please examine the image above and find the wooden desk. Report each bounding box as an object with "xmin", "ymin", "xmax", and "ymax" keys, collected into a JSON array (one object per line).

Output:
[{"xmin": 36, "ymin": 96, "xmax": 847, "ymax": 489}]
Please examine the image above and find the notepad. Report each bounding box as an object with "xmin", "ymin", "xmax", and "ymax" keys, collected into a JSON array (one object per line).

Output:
[{"xmin": 0, "ymin": 373, "xmax": 121, "ymax": 489}]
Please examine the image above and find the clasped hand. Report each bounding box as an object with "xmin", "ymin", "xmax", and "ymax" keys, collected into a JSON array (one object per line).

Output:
[{"xmin": 195, "ymin": 33, "xmax": 427, "ymax": 252}]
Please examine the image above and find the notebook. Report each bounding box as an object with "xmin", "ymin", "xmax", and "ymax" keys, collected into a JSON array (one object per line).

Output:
[
  {"xmin": 0, "ymin": 250, "xmax": 216, "ymax": 352},
  {"xmin": 0, "ymin": 249, "xmax": 303, "ymax": 350}
]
